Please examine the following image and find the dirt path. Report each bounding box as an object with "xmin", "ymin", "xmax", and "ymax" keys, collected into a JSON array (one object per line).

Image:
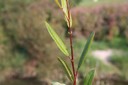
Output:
[{"xmin": 92, "ymin": 49, "xmax": 113, "ymax": 65}]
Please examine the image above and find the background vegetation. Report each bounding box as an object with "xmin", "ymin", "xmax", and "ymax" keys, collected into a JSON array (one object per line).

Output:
[{"xmin": 0, "ymin": 0, "xmax": 128, "ymax": 85}]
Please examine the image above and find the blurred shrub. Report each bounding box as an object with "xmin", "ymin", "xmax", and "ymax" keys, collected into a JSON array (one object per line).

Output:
[
  {"xmin": 0, "ymin": 0, "xmax": 66, "ymax": 80},
  {"xmin": 71, "ymin": 4, "xmax": 128, "ymax": 42}
]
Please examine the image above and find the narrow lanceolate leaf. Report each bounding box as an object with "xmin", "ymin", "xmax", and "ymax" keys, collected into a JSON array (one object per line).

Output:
[
  {"xmin": 84, "ymin": 70, "xmax": 95, "ymax": 85},
  {"xmin": 45, "ymin": 22, "xmax": 69, "ymax": 56},
  {"xmin": 55, "ymin": 0, "xmax": 62, "ymax": 8},
  {"xmin": 61, "ymin": 0, "xmax": 68, "ymax": 17},
  {"xmin": 69, "ymin": 13, "xmax": 72, "ymax": 27},
  {"xmin": 65, "ymin": 13, "xmax": 72, "ymax": 28},
  {"xmin": 77, "ymin": 32, "xmax": 95, "ymax": 71},
  {"xmin": 58, "ymin": 57, "xmax": 74, "ymax": 82}
]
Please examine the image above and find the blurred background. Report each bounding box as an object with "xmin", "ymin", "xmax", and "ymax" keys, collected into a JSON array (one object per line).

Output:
[{"xmin": 0, "ymin": 0, "xmax": 128, "ymax": 85}]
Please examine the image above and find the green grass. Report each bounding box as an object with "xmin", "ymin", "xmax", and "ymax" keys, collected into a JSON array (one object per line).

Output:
[
  {"xmin": 79, "ymin": 0, "xmax": 128, "ymax": 7},
  {"xmin": 110, "ymin": 54, "xmax": 128, "ymax": 80}
]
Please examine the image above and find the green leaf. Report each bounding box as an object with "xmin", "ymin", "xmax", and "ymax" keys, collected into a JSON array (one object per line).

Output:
[
  {"xmin": 45, "ymin": 22, "xmax": 69, "ymax": 56},
  {"xmin": 83, "ymin": 69, "xmax": 95, "ymax": 85},
  {"xmin": 61, "ymin": 0, "xmax": 68, "ymax": 17},
  {"xmin": 69, "ymin": 13, "xmax": 72, "ymax": 27},
  {"xmin": 77, "ymin": 32, "xmax": 95, "ymax": 71},
  {"xmin": 58, "ymin": 57, "xmax": 74, "ymax": 82},
  {"xmin": 55, "ymin": 0, "xmax": 62, "ymax": 8},
  {"xmin": 65, "ymin": 13, "xmax": 72, "ymax": 27}
]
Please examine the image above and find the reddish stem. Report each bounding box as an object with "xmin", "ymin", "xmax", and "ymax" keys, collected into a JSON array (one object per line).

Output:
[
  {"xmin": 66, "ymin": 0, "xmax": 77, "ymax": 85},
  {"xmin": 69, "ymin": 28, "xmax": 76, "ymax": 85}
]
